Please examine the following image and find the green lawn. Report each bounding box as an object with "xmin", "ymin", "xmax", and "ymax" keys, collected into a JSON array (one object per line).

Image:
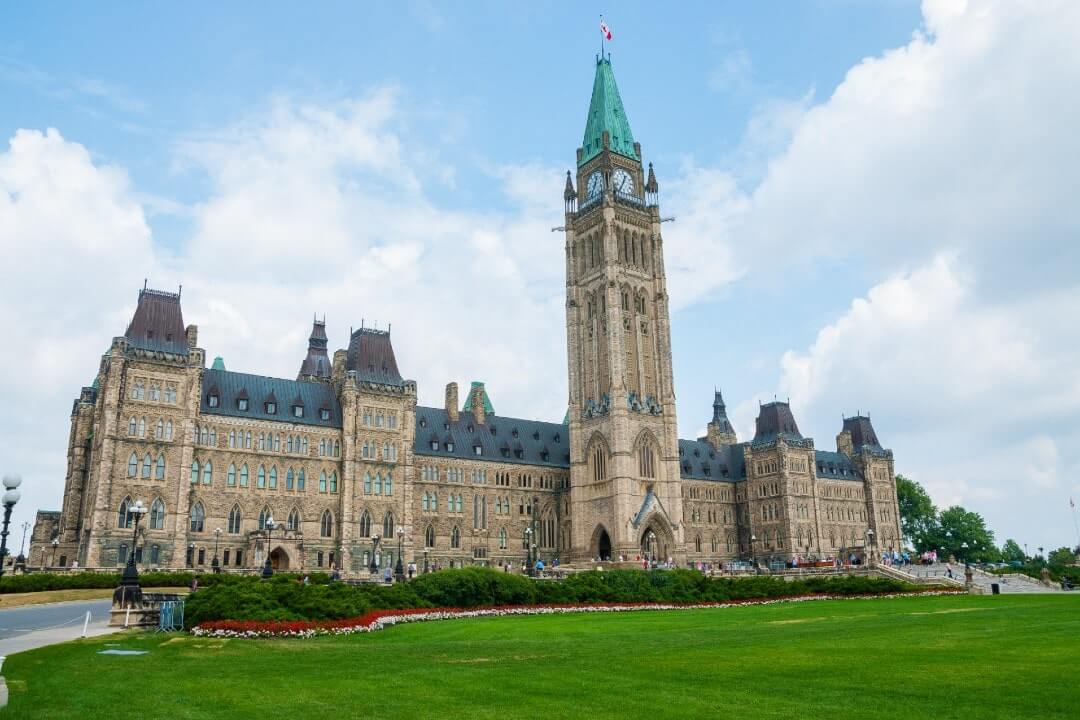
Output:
[{"xmin": 3, "ymin": 594, "xmax": 1077, "ymax": 719}]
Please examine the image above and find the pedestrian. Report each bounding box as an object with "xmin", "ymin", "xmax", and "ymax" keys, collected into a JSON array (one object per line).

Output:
[
  {"xmin": 408, "ymin": 562, "xmax": 414, "ymax": 580},
  {"xmin": 190, "ymin": 577, "xmax": 198, "ymax": 593}
]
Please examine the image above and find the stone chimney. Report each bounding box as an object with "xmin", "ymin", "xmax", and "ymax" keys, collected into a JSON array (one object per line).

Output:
[
  {"xmin": 185, "ymin": 324, "xmax": 198, "ymax": 349},
  {"xmin": 836, "ymin": 429, "xmax": 853, "ymax": 457},
  {"xmin": 470, "ymin": 383, "xmax": 486, "ymax": 425},
  {"xmin": 445, "ymin": 382, "xmax": 459, "ymax": 422}
]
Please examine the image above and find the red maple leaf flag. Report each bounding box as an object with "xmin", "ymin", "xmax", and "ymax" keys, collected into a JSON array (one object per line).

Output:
[{"xmin": 600, "ymin": 16, "xmax": 612, "ymax": 41}]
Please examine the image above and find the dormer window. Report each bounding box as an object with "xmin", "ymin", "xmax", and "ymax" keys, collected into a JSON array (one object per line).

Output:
[
  {"xmin": 431, "ymin": 441, "xmax": 439, "ymax": 451},
  {"xmin": 467, "ymin": 424, "xmax": 474, "ymax": 433},
  {"xmin": 446, "ymin": 442, "xmax": 454, "ymax": 452},
  {"xmin": 238, "ymin": 398, "xmax": 249, "ymax": 411},
  {"xmin": 540, "ymin": 449, "xmax": 549, "ymax": 461},
  {"xmin": 266, "ymin": 402, "xmax": 277, "ymax": 415},
  {"xmin": 553, "ymin": 433, "xmax": 561, "ymax": 444},
  {"xmin": 293, "ymin": 405, "xmax": 304, "ymax": 418},
  {"xmin": 320, "ymin": 408, "xmax": 331, "ymax": 421},
  {"xmin": 208, "ymin": 394, "xmax": 219, "ymax": 408},
  {"xmin": 511, "ymin": 428, "xmax": 519, "ymax": 439},
  {"xmin": 474, "ymin": 444, "xmax": 482, "ymax": 456}
]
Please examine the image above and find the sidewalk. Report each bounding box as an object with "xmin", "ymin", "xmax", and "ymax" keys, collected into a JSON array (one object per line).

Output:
[{"xmin": 0, "ymin": 620, "xmax": 123, "ymax": 657}]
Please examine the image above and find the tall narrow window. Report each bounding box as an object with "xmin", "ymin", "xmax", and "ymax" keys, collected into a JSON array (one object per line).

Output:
[
  {"xmin": 383, "ymin": 512, "xmax": 394, "ymax": 539},
  {"xmin": 202, "ymin": 460, "xmax": 212, "ymax": 485},
  {"xmin": 425, "ymin": 524, "xmax": 435, "ymax": 548},
  {"xmin": 257, "ymin": 465, "xmax": 266, "ymax": 488},
  {"xmin": 319, "ymin": 471, "xmax": 327, "ymax": 493},
  {"xmin": 227, "ymin": 463, "xmax": 236, "ymax": 486},
  {"xmin": 384, "ymin": 473, "xmax": 392, "ymax": 496},
  {"xmin": 450, "ymin": 526, "xmax": 460, "ymax": 549},
  {"xmin": 288, "ymin": 508, "xmax": 301, "ymax": 532},
  {"xmin": 359, "ymin": 510, "xmax": 371, "ymax": 538},
  {"xmin": 374, "ymin": 474, "xmax": 382, "ymax": 495},
  {"xmin": 155, "ymin": 454, "xmax": 165, "ymax": 480},
  {"xmin": 269, "ymin": 466, "xmax": 277, "ymax": 489},
  {"xmin": 165, "ymin": 420, "xmax": 173, "ymax": 440},
  {"xmin": 189, "ymin": 502, "xmax": 205, "ymax": 532},
  {"xmin": 329, "ymin": 471, "xmax": 337, "ymax": 493},
  {"xmin": 298, "ymin": 469, "xmax": 305, "ymax": 491},
  {"xmin": 286, "ymin": 468, "xmax": 294, "ymax": 490},
  {"xmin": 150, "ymin": 499, "xmax": 165, "ymax": 529},
  {"xmin": 190, "ymin": 460, "xmax": 199, "ymax": 484},
  {"xmin": 321, "ymin": 510, "xmax": 333, "ymax": 537},
  {"xmin": 363, "ymin": 473, "xmax": 372, "ymax": 494},
  {"xmin": 228, "ymin": 504, "xmax": 242, "ymax": 534},
  {"xmin": 128, "ymin": 453, "xmax": 138, "ymax": 477},
  {"xmin": 128, "ymin": 417, "xmax": 137, "ymax": 436},
  {"xmin": 118, "ymin": 497, "xmax": 132, "ymax": 528},
  {"xmin": 240, "ymin": 464, "xmax": 249, "ymax": 487}
]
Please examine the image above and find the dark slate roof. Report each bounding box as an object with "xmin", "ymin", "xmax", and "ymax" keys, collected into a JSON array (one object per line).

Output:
[
  {"xmin": 815, "ymin": 450, "xmax": 863, "ymax": 482},
  {"xmin": 199, "ymin": 368, "xmax": 342, "ymax": 428},
  {"xmin": 413, "ymin": 406, "xmax": 570, "ymax": 469},
  {"xmin": 842, "ymin": 415, "xmax": 884, "ymax": 452},
  {"xmin": 678, "ymin": 439, "xmax": 747, "ymax": 482},
  {"xmin": 299, "ymin": 319, "xmax": 332, "ymax": 379},
  {"xmin": 125, "ymin": 288, "xmax": 188, "ymax": 355},
  {"xmin": 754, "ymin": 401, "xmax": 802, "ymax": 441},
  {"xmin": 346, "ymin": 328, "xmax": 402, "ymax": 386}
]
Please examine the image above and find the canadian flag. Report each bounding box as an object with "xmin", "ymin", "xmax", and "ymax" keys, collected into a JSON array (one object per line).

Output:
[{"xmin": 600, "ymin": 17, "xmax": 612, "ymax": 41}]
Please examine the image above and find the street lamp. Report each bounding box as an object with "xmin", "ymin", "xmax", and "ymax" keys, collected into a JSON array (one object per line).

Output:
[
  {"xmin": 524, "ymin": 527, "xmax": 533, "ymax": 576},
  {"xmin": 50, "ymin": 537, "xmax": 59, "ymax": 568},
  {"xmin": 120, "ymin": 499, "xmax": 148, "ymax": 588},
  {"xmin": 369, "ymin": 534, "xmax": 381, "ymax": 575},
  {"xmin": 866, "ymin": 529, "xmax": 875, "ymax": 564},
  {"xmin": 262, "ymin": 515, "xmax": 276, "ymax": 578},
  {"xmin": 211, "ymin": 527, "xmax": 222, "ymax": 573},
  {"xmin": 17, "ymin": 520, "xmax": 30, "ymax": 569},
  {"xmin": 423, "ymin": 547, "xmax": 430, "ymax": 574},
  {"xmin": 395, "ymin": 526, "xmax": 406, "ymax": 582},
  {"xmin": 749, "ymin": 533, "xmax": 757, "ymax": 572},
  {"xmin": 0, "ymin": 475, "xmax": 22, "ymax": 577}
]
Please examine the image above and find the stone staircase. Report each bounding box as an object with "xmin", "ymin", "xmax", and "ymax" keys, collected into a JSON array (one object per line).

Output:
[{"xmin": 882, "ymin": 563, "xmax": 1060, "ymax": 594}]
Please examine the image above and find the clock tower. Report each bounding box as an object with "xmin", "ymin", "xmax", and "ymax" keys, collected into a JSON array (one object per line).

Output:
[{"xmin": 564, "ymin": 54, "xmax": 684, "ymax": 564}]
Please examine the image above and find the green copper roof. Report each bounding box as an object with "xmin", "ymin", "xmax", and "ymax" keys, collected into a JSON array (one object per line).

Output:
[
  {"xmin": 580, "ymin": 56, "xmax": 638, "ymax": 166},
  {"xmin": 461, "ymin": 381, "xmax": 495, "ymax": 415},
  {"xmin": 211, "ymin": 356, "xmax": 226, "ymax": 371}
]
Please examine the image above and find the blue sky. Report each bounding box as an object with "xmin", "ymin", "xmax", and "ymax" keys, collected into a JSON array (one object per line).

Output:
[{"xmin": 3, "ymin": 1, "xmax": 1079, "ymax": 555}]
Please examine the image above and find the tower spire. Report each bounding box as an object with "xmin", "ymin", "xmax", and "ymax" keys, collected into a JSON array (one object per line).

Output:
[{"xmin": 580, "ymin": 54, "xmax": 638, "ymax": 167}]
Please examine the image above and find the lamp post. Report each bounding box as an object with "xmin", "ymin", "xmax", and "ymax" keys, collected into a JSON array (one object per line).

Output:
[
  {"xmin": 120, "ymin": 499, "xmax": 148, "ymax": 587},
  {"xmin": 423, "ymin": 547, "xmax": 430, "ymax": 574},
  {"xmin": 524, "ymin": 527, "xmax": 533, "ymax": 576},
  {"xmin": 866, "ymin": 528, "xmax": 875, "ymax": 565},
  {"xmin": 395, "ymin": 526, "xmax": 406, "ymax": 583},
  {"xmin": 17, "ymin": 520, "xmax": 30, "ymax": 569},
  {"xmin": 50, "ymin": 537, "xmax": 59, "ymax": 568},
  {"xmin": 262, "ymin": 516, "xmax": 276, "ymax": 579},
  {"xmin": 749, "ymin": 533, "xmax": 757, "ymax": 573},
  {"xmin": 646, "ymin": 530, "xmax": 657, "ymax": 568},
  {"xmin": 0, "ymin": 475, "xmax": 23, "ymax": 577},
  {"xmin": 369, "ymin": 534, "xmax": 381, "ymax": 576},
  {"xmin": 211, "ymin": 527, "xmax": 222, "ymax": 573},
  {"xmin": 961, "ymin": 541, "xmax": 972, "ymax": 590}
]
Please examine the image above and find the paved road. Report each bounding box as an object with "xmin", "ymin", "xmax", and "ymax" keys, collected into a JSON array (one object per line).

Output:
[{"xmin": 0, "ymin": 599, "xmax": 112, "ymax": 641}]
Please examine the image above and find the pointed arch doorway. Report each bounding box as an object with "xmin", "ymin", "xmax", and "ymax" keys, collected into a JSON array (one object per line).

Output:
[{"xmin": 590, "ymin": 525, "xmax": 613, "ymax": 561}]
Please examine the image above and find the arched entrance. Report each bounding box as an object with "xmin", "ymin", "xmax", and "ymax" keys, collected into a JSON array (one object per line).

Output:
[
  {"xmin": 640, "ymin": 517, "xmax": 674, "ymax": 565},
  {"xmin": 590, "ymin": 525, "xmax": 613, "ymax": 561},
  {"xmin": 270, "ymin": 547, "xmax": 290, "ymax": 571}
]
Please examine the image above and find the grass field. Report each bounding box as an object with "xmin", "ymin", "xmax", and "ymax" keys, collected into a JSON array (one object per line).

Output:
[{"xmin": 2, "ymin": 593, "xmax": 1076, "ymax": 719}]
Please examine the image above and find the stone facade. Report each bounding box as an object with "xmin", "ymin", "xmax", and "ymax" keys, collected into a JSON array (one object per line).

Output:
[{"xmin": 31, "ymin": 55, "xmax": 902, "ymax": 573}]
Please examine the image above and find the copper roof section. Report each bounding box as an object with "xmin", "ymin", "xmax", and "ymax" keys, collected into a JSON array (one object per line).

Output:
[
  {"xmin": 124, "ymin": 286, "xmax": 188, "ymax": 355},
  {"xmin": 346, "ymin": 328, "xmax": 403, "ymax": 386},
  {"xmin": 842, "ymin": 415, "xmax": 883, "ymax": 451}
]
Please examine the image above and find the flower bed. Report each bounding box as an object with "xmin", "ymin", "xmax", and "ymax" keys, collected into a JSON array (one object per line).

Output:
[{"xmin": 190, "ymin": 590, "xmax": 963, "ymax": 639}]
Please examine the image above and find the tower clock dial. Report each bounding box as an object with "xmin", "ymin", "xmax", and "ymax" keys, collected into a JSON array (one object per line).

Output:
[
  {"xmin": 613, "ymin": 168, "xmax": 635, "ymax": 196},
  {"xmin": 586, "ymin": 170, "xmax": 604, "ymax": 199}
]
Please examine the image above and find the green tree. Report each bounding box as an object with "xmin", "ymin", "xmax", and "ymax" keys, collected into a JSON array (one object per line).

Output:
[
  {"xmin": 926, "ymin": 506, "xmax": 997, "ymax": 563},
  {"xmin": 1000, "ymin": 539, "xmax": 1025, "ymax": 563},
  {"xmin": 1047, "ymin": 546, "xmax": 1077, "ymax": 567},
  {"xmin": 895, "ymin": 475, "xmax": 937, "ymax": 551}
]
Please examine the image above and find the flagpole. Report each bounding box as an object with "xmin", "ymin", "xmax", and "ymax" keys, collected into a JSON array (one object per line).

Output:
[
  {"xmin": 600, "ymin": 15, "xmax": 604, "ymax": 58},
  {"xmin": 1072, "ymin": 499, "xmax": 1080, "ymax": 548}
]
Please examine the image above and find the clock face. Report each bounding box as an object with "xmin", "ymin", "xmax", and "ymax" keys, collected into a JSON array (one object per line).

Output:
[
  {"xmin": 586, "ymin": 171, "xmax": 604, "ymax": 198},
  {"xmin": 613, "ymin": 168, "xmax": 635, "ymax": 195}
]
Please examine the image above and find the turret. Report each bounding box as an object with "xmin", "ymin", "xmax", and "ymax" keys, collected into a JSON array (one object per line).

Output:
[
  {"xmin": 706, "ymin": 389, "xmax": 738, "ymax": 447},
  {"xmin": 298, "ymin": 316, "xmax": 332, "ymax": 381}
]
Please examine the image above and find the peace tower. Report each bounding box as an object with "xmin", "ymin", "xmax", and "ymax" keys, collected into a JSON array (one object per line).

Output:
[{"xmin": 564, "ymin": 55, "xmax": 685, "ymax": 563}]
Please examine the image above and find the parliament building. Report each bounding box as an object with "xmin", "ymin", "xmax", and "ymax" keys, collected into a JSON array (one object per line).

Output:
[{"xmin": 31, "ymin": 55, "xmax": 902, "ymax": 574}]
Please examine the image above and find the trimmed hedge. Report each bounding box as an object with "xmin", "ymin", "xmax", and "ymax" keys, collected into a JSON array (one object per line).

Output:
[
  {"xmin": 0, "ymin": 571, "xmax": 327, "ymax": 595},
  {"xmin": 183, "ymin": 568, "xmax": 917, "ymax": 629}
]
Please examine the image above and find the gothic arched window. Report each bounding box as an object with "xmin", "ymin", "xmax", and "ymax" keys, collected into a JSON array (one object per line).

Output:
[
  {"xmin": 425, "ymin": 524, "xmax": 435, "ymax": 548},
  {"xmin": 118, "ymin": 497, "xmax": 132, "ymax": 528},
  {"xmin": 288, "ymin": 508, "xmax": 301, "ymax": 532},
  {"xmin": 155, "ymin": 454, "xmax": 166, "ymax": 480},
  {"xmin": 228, "ymin": 504, "xmax": 242, "ymax": 534},
  {"xmin": 150, "ymin": 498, "xmax": 165, "ymax": 530},
  {"xmin": 320, "ymin": 510, "xmax": 333, "ymax": 538},
  {"xmin": 359, "ymin": 510, "xmax": 372, "ymax": 538},
  {"xmin": 450, "ymin": 526, "xmax": 461, "ymax": 549},
  {"xmin": 128, "ymin": 453, "xmax": 138, "ymax": 477},
  {"xmin": 189, "ymin": 502, "xmax": 205, "ymax": 532},
  {"xmin": 383, "ymin": 512, "xmax": 394, "ymax": 539}
]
